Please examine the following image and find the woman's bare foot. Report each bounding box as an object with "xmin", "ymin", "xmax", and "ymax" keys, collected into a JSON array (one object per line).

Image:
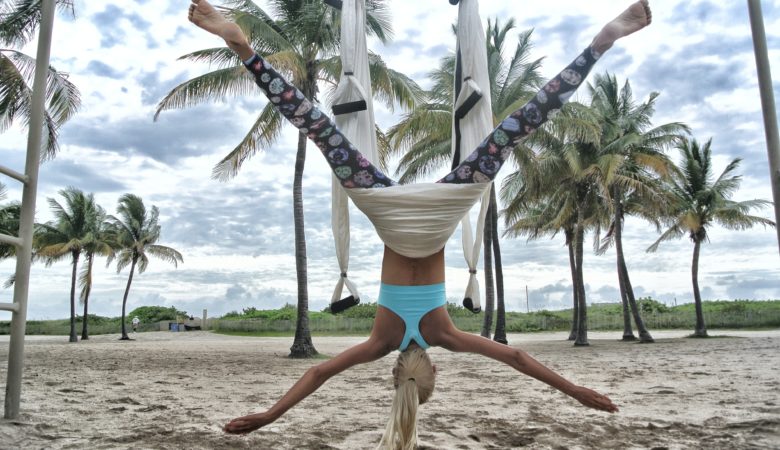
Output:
[
  {"xmin": 591, "ymin": 0, "xmax": 652, "ymax": 54},
  {"xmin": 188, "ymin": 0, "xmax": 254, "ymax": 60}
]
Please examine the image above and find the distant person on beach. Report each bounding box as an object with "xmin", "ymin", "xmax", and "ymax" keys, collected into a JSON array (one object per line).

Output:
[
  {"xmin": 132, "ymin": 316, "xmax": 140, "ymax": 333},
  {"xmin": 188, "ymin": 0, "xmax": 651, "ymax": 446}
]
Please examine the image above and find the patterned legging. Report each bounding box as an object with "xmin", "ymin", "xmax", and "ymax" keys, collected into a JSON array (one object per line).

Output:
[{"xmin": 243, "ymin": 46, "xmax": 600, "ymax": 188}]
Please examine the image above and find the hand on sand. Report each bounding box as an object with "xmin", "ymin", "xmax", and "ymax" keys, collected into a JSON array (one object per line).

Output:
[
  {"xmin": 223, "ymin": 412, "xmax": 274, "ymax": 435},
  {"xmin": 572, "ymin": 386, "xmax": 619, "ymax": 413}
]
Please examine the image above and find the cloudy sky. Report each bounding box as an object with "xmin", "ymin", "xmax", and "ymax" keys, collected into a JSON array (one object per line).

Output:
[{"xmin": 1, "ymin": 0, "xmax": 778, "ymax": 321}]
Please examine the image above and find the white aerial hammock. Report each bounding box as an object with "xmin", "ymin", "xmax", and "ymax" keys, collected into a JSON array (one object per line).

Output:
[
  {"xmin": 328, "ymin": 0, "xmax": 492, "ymax": 314},
  {"xmin": 328, "ymin": 0, "xmax": 376, "ymax": 313},
  {"xmin": 449, "ymin": 0, "xmax": 493, "ymax": 313}
]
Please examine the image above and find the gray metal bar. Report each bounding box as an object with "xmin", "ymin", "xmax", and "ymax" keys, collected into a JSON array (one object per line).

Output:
[
  {"xmin": 0, "ymin": 165, "xmax": 28, "ymax": 184},
  {"xmin": 0, "ymin": 303, "xmax": 20, "ymax": 313},
  {"xmin": 4, "ymin": 0, "xmax": 56, "ymax": 420},
  {"xmin": 747, "ymin": 0, "xmax": 780, "ymax": 256},
  {"xmin": 0, "ymin": 233, "xmax": 23, "ymax": 248}
]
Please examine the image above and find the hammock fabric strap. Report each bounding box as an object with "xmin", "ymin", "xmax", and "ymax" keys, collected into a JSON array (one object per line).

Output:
[
  {"xmin": 453, "ymin": 0, "xmax": 494, "ymax": 313},
  {"xmin": 330, "ymin": 0, "xmax": 378, "ymax": 310}
]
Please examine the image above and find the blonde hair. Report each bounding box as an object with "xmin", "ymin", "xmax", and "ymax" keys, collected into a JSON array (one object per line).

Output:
[{"xmin": 376, "ymin": 346, "xmax": 436, "ymax": 450}]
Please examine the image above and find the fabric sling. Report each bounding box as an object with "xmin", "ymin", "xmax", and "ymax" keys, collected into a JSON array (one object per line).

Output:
[
  {"xmin": 450, "ymin": 0, "xmax": 494, "ymax": 312},
  {"xmin": 329, "ymin": 0, "xmax": 378, "ymax": 311}
]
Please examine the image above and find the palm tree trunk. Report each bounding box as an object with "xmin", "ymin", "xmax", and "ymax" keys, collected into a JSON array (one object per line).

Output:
[
  {"xmin": 69, "ymin": 251, "xmax": 80, "ymax": 343},
  {"xmin": 613, "ymin": 200, "xmax": 635, "ymax": 341},
  {"xmin": 81, "ymin": 253, "xmax": 94, "ymax": 340},
  {"xmin": 618, "ymin": 288, "xmax": 634, "ymax": 340},
  {"xmin": 289, "ymin": 133, "xmax": 318, "ymax": 358},
  {"xmin": 119, "ymin": 256, "xmax": 137, "ymax": 340},
  {"xmin": 619, "ymin": 261, "xmax": 654, "ymax": 343},
  {"xmin": 481, "ymin": 206, "xmax": 495, "ymax": 339},
  {"xmin": 613, "ymin": 199, "xmax": 653, "ymax": 342},
  {"xmin": 574, "ymin": 206, "xmax": 589, "ymax": 346},
  {"xmin": 691, "ymin": 239, "xmax": 708, "ymax": 337},
  {"xmin": 566, "ymin": 229, "xmax": 578, "ymax": 341},
  {"xmin": 490, "ymin": 187, "xmax": 507, "ymax": 345}
]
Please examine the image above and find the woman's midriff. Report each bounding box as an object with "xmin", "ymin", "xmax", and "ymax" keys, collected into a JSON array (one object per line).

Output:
[{"xmin": 380, "ymin": 246, "xmax": 446, "ymax": 286}]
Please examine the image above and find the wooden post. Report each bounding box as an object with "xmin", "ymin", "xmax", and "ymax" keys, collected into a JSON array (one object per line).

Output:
[{"xmin": 525, "ymin": 285, "xmax": 529, "ymax": 313}]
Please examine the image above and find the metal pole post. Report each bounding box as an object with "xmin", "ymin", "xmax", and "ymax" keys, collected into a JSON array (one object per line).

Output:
[
  {"xmin": 525, "ymin": 285, "xmax": 529, "ymax": 313},
  {"xmin": 747, "ymin": 0, "xmax": 780, "ymax": 256},
  {"xmin": 4, "ymin": 0, "xmax": 56, "ymax": 420}
]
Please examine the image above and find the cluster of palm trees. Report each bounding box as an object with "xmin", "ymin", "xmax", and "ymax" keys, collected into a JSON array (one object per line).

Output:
[
  {"xmin": 503, "ymin": 73, "xmax": 774, "ymax": 342},
  {"xmin": 0, "ymin": 186, "xmax": 183, "ymax": 342},
  {"xmin": 1, "ymin": 3, "xmax": 184, "ymax": 342}
]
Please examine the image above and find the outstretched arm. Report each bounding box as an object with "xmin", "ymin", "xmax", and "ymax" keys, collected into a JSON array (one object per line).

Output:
[
  {"xmin": 223, "ymin": 338, "xmax": 392, "ymax": 434},
  {"xmin": 437, "ymin": 327, "xmax": 618, "ymax": 413}
]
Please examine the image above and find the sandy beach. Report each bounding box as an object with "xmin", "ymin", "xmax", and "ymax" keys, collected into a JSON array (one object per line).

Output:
[{"xmin": 0, "ymin": 329, "xmax": 778, "ymax": 449}]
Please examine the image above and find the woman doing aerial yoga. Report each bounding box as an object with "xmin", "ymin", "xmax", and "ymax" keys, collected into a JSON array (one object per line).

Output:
[{"xmin": 187, "ymin": 0, "xmax": 652, "ymax": 447}]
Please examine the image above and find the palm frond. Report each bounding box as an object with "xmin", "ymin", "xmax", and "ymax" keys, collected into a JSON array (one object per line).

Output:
[
  {"xmin": 154, "ymin": 65, "xmax": 255, "ymax": 120},
  {"xmin": 146, "ymin": 244, "xmax": 184, "ymax": 267},
  {"xmin": 212, "ymin": 102, "xmax": 284, "ymax": 181},
  {"xmin": 647, "ymin": 223, "xmax": 684, "ymax": 252},
  {"xmin": 0, "ymin": 0, "xmax": 74, "ymax": 47}
]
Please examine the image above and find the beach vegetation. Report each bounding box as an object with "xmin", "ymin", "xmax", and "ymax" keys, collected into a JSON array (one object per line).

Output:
[
  {"xmin": 34, "ymin": 188, "xmax": 101, "ymax": 343},
  {"xmin": 648, "ymin": 138, "xmax": 775, "ymax": 337},
  {"xmin": 128, "ymin": 306, "xmax": 190, "ymax": 324},
  {"xmin": 108, "ymin": 194, "xmax": 183, "ymax": 341},
  {"xmin": 505, "ymin": 98, "xmax": 605, "ymax": 346},
  {"xmin": 4, "ymin": 299, "xmax": 778, "ymax": 336},
  {"xmin": 0, "ymin": 0, "xmax": 81, "ymax": 159},
  {"xmin": 585, "ymin": 73, "xmax": 689, "ymax": 343},
  {"xmin": 76, "ymin": 202, "xmax": 113, "ymax": 340},
  {"xmin": 0, "ymin": 182, "xmax": 20, "ymax": 265}
]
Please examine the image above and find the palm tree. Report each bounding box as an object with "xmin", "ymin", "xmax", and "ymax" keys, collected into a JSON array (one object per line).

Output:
[
  {"xmin": 387, "ymin": 21, "xmax": 544, "ymax": 342},
  {"xmin": 503, "ymin": 196, "xmax": 581, "ymax": 340},
  {"xmin": 0, "ymin": 0, "xmax": 80, "ymax": 159},
  {"xmin": 1, "ymin": 182, "xmax": 14, "ymax": 258},
  {"xmin": 648, "ymin": 138, "xmax": 774, "ymax": 337},
  {"xmin": 155, "ymin": 0, "xmax": 420, "ymax": 358},
  {"xmin": 108, "ymin": 194, "xmax": 183, "ymax": 341},
  {"xmin": 34, "ymin": 187, "xmax": 96, "ymax": 342},
  {"xmin": 503, "ymin": 102, "xmax": 602, "ymax": 346},
  {"xmin": 78, "ymin": 204, "xmax": 113, "ymax": 340},
  {"xmin": 0, "ymin": 182, "xmax": 21, "ymax": 289},
  {"xmin": 586, "ymin": 73, "xmax": 689, "ymax": 343}
]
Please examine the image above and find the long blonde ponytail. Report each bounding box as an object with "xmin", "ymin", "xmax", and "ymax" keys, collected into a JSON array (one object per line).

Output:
[{"xmin": 377, "ymin": 346, "xmax": 436, "ymax": 450}]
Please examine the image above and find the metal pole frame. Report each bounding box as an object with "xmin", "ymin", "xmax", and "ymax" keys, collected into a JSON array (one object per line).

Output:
[
  {"xmin": 747, "ymin": 0, "xmax": 780, "ymax": 256},
  {"xmin": 4, "ymin": 0, "xmax": 56, "ymax": 420}
]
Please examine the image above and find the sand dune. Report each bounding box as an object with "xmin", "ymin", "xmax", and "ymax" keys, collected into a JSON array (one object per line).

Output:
[{"xmin": 1, "ymin": 329, "xmax": 778, "ymax": 449}]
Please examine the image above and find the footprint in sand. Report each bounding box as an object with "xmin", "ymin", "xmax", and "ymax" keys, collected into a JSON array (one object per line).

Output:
[{"xmin": 113, "ymin": 397, "xmax": 142, "ymax": 405}]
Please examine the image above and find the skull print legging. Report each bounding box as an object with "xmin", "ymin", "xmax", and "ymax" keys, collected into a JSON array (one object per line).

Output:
[{"xmin": 242, "ymin": 45, "xmax": 600, "ymax": 188}]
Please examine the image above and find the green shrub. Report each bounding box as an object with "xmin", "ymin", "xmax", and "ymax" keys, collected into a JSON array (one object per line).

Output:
[
  {"xmin": 637, "ymin": 297, "xmax": 670, "ymax": 314},
  {"xmin": 447, "ymin": 301, "xmax": 483, "ymax": 318},
  {"xmin": 128, "ymin": 305, "xmax": 189, "ymax": 323},
  {"xmin": 721, "ymin": 301, "xmax": 747, "ymax": 314}
]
